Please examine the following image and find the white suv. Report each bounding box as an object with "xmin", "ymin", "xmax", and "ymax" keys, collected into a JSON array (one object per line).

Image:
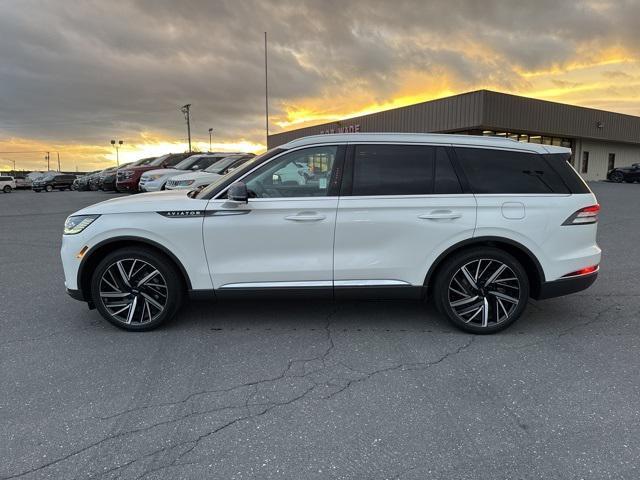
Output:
[
  {"xmin": 61, "ymin": 133, "xmax": 600, "ymax": 333},
  {"xmin": 1, "ymin": 175, "xmax": 16, "ymax": 193}
]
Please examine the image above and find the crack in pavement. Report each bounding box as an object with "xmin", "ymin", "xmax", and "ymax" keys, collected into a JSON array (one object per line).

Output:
[{"xmin": 1, "ymin": 307, "xmax": 477, "ymax": 480}]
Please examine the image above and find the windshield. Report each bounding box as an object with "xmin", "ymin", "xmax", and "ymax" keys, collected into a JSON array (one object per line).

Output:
[
  {"xmin": 196, "ymin": 149, "xmax": 281, "ymax": 199},
  {"xmin": 174, "ymin": 155, "xmax": 220, "ymax": 171},
  {"xmin": 204, "ymin": 156, "xmax": 245, "ymax": 173},
  {"xmin": 150, "ymin": 154, "xmax": 171, "ymax": 167}
]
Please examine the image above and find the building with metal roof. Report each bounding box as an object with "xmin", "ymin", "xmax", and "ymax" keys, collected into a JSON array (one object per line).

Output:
[{"xmin": 267, "ymin": 90, "xmax": 640, "ymax": 181}]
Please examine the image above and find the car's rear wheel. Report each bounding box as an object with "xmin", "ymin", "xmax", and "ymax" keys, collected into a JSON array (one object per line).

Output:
[
  {"xmin": 610, "ymin": 171, "xmax": 624, "ymax": 183},
  {"xmin": 434, "ymin": 247, "xmax": 530, "ymax": 334},
  {"xmin": 90, "ymin": 247, "xmax": 184, "ymax": 331},
  {"xmin": 3, "ymin": 185, "xmax": 11, "ymax": 193}
]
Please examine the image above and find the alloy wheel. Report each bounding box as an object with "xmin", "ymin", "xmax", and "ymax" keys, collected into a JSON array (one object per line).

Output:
[
  {"xmin": 99, "ymin": 258, "xmax": 168, "ymax": 325},
  {"xmin": 611, "ymin": 171, "xmax": 624, "ymax": 183},
  {"xmin": 448, "ymin": 258, "xmax": 521, "ymax": 328}
]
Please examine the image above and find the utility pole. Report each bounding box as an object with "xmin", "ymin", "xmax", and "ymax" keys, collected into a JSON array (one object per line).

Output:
[
  {"xmin": 181, "ymin": 104, "xmax": 192, "ymax": 152},
  {"xmin": 57, "ymin": 152, "xmax": 61, "ymax": 171},
  {"xmin": 11, "ymin": 159, "xmax": 16, "ymax": 172},
  {"xmin": 208, "ymin": 128, "xmax": 213, "ymax": 152},
  {"xmin": 46, "ymin": 151, "xmax": 50, "ymax": 171},
  {"xmin": 264, "ymin": 32, "xmax": 269, "ymax": 143}
]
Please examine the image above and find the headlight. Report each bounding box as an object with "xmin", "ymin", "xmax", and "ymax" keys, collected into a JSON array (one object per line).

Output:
[
  {"xmin": 64, "ymin": 215, "xmax": 100, "ymax": 235},
  {"xmin": 146, "ymin": 174, "xmax": 164, "ymax": 181},
  {"xmin": 176, "ymin": 179, "xmax": 195, "ymax": 186}
]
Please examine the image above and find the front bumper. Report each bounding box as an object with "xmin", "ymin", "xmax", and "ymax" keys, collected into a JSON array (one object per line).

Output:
[
  {"xmin": 535, "ymin": 271, "xmax": 598, "ymax": 300},
  {"xmin": 66, "ymin": 287, "xmax": 85, "ymax": 301},
  {"xmin": 139, "ymin": 179, "xmax": 164, "ymax": 192},
  {"xmin": 116, "ymin": 179, "xmax": 139, "ymax": 192}
]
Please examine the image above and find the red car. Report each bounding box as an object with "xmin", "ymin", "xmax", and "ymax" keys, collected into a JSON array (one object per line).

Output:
[{"xmin": 116, "ymin": 153, "xmax": 193, "ymax": 193}]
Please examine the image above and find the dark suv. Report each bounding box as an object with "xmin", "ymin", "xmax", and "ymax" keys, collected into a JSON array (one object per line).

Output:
[
  {"xmin": 32, "ymin": 174, "xmax": 76, "ymax": 192},
  {"xmin": 116, "ymin": 153, "xmax": 192, "ymax": 192}
]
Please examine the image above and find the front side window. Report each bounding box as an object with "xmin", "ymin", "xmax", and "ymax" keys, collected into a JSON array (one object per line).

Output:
[
  {"xmin": 352, "ymin": 144, "xmax": 435, "ymax": 196},
  {"xmin": 244, "ymin": 146, "xmax": 337, "ymax": 198},
  {"xmin": 454, "ymin": 147, "xmax": 569, "ymax": 194}
]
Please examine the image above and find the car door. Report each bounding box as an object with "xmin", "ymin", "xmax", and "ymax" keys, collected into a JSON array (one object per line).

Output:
[
  {"xmin": 333, "ymin": 144, "xmax": 477, "ymax": 293},
  {"xmin": 202, "ymin": 145, "xmax": 344, "ymax": 292}
]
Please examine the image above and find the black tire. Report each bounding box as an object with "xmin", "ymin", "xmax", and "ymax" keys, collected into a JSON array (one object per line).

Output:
[
  {"xmin": 433, "ymin": 247, "xmax": 530, "ymax": 334},
  {"xmin": 90, "ymin": 247, "xmax": 184, "ymax": 331},
  {"xmin": 609, "ymin": 171, "xmax": 624, "ymax": 183},
  {"xmin": 3, "ymin": 185, "xmax": 11, "ymax": 193},
  {"xmin": 45, "ymin": 185, "xmax": 53, "ymax": 192}
]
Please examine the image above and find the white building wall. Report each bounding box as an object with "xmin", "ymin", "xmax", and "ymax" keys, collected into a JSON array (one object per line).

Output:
[{"xmin": 575, "ymin": 139, "xmax": 640, "ymax": 181}]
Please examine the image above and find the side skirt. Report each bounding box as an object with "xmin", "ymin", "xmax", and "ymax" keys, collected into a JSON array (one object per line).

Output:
[{"xmin": 189, "ymin": 286, "xmax": 425, "ymax": 301}]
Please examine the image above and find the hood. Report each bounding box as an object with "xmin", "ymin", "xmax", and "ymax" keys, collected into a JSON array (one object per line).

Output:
[
  {"xmin": 122, "ymin": 165, "xmax": 160, "ymax": 173},
  {"xmin": 72, "ymin": 190, "xmax": 206, "ymax": 215},
  {"xmin": 142, "ymin": 168, "xmax": 182, "ymax": 177},
  {"xmin": 170, "ymin": 170, "xmax": 214, "ymax": 181}
]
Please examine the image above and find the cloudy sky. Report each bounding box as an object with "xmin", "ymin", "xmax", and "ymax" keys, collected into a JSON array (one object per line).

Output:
[{"xmin": 1, "ymin": 0, "xmax": 639, "ymax": 171}]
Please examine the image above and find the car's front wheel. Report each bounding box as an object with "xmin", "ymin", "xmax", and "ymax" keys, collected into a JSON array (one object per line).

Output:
[
  {"xmin": 90, "ymin": 247, "xmax": 184, "ymax": 331},
  {"xmin": 434, "ymin": 247, "xmax": 530, "ymax": 334},
  {"xmin": 3, "ymin": 185, "xmax": 11, "ymax": 193},
  {"xmin": 45, "ymin": 185, "xmax": 53, "ymax": 192},
  {"xmin": 609, "ymin": 171, "xmax": 624, "ymax": 183}
]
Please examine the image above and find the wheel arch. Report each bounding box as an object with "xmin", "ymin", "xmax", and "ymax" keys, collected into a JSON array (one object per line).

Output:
[
  {"xmin": 424, "ymin": 236, "xmax": 545, "ymax": 298},
  {"xmin": 77, "ymin": 236, "xmax": 192, "ymax": 301}
]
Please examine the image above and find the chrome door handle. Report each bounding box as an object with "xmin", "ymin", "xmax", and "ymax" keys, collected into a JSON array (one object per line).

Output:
[
  {"xmin": 418, "ymin": 211, "xmax": 462, "ymax": 220},
  {"xmin": 284, "ymin": 213, "xmax": 326, "ymax": 222}
]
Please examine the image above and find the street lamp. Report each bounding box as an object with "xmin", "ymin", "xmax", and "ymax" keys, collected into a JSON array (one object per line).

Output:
[
  {"xmin": 181, "ymin": 104, "xmax": 192, "ymax": 152},
  {"xmin": 208, "ymin": 128, "xmax": 213, "ymax": 152},
  {"xmin": 110, "ymin": 139, "xmax": 124, "ymax": 167}
]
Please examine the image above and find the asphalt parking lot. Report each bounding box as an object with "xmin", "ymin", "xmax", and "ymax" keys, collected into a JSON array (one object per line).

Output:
[{"xmin": 1, "ymin": 184, "xmax": 639, "ymax": 480}]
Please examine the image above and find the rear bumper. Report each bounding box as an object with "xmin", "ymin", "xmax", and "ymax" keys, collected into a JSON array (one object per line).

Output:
[{"xmin": 534, "ymin": 271, "xmax": 598, "ymax": 300}]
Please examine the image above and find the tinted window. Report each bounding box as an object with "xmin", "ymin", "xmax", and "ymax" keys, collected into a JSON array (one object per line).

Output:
[
  {"xmin": 543, "ymin": 153, "xmax": 589, "ymax": 194},
  {"xmin": 0, "ymin": 176, "xmax": 11, "ymax": 181},
  {"xmin": 454, "ymin": 148, "xmax": 569, "ymax": 194},
  {"xmin": 434, "ymin": 148, "xmax": 462, "ymax": 194},
  {"xmin": 353, "ymin": 145, "xmax": 434, "ymax": 196},
  {"xmin": 244, "ymin": 146, "xmax": 337, "ymax": 198}
]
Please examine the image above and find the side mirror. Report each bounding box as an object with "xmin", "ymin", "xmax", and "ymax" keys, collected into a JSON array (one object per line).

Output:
[{"xmin": 227, "ymin": 181, "xmax": 248, "ymax": 203}]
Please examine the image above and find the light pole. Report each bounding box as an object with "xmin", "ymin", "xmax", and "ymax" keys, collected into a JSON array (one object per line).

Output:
[
  {"xmin": 208, "ymin": 128, "xmax": 213, "ymax": 152},
  {"xmin": 181, "ymin": 104, "xmax": 192, "ymax": 152},
  {"xmin": 110, "ymin": 139, "xmax": 124, "ymax": 167},
  {"xmin": 45, "ymin": 152, "xmax": 50, "ymax": 171}
]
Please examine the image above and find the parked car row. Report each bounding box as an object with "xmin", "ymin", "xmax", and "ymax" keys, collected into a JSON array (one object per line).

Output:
[
  {"xmin": 68, "ymin": 152, "xmax": 255, "ymax": 194},
  {"xmin": 3, "ymin": 152, "xmax": 255, "ymax": 195}
]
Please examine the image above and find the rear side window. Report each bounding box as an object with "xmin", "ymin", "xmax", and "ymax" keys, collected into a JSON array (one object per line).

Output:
[
  {"xmin": 454, "ymin": 147, "xmax": 570, "ymax": 194},
  {"xmin": 353, "ymin": 145, "xmax": 435, "ymax": 195},
  {"xmin": 0, "ymin": 176, "xmax": 11, "ymax": 181},
  {"xmin": 543, "ymin": 153, "xmax": 590, "ymax": 194}
]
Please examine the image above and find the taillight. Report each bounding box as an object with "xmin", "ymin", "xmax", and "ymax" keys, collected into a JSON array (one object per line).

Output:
[
  {"xmin": 562, "ymin": 265, "xmax": 599, "ymax": 277},
  {"xmin": 562, "ymin": 204, "xmax": 600, "ymax": 225}
]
